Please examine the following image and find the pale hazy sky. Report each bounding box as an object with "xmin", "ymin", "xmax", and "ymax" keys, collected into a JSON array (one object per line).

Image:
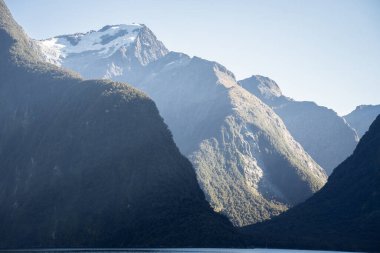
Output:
[{"xmin": 5, "ymin": 0, "xmax": 380, "ymax": 115}]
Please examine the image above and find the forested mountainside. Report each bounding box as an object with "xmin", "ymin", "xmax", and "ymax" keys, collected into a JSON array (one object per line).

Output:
[
  {"xmin": 239, "ymin": 75, "xmax": 358, "ymax": 175},
  {"xmin": 38, "ymin": 28, "xmax": 327, "ymax": 226},
  {"xmin": 344, "ymin": 104, "xmax": 380, "ymax": 138},
  {"xmin": 0, "ymin": 0, "xmax": 240, "ymax": 248}
]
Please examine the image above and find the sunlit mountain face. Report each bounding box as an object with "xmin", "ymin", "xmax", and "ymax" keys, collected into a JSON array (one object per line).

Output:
[{"xmin": 38, "ymin": 23, "xmax": 328, "ymax": 227}]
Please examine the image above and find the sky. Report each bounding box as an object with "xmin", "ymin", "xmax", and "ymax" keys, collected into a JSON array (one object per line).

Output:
[{"xmin": 5, "ymin": 0, "xmax": 380, "ymax": 115}]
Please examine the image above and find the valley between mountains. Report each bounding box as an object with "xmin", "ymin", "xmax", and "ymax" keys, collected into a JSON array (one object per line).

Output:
[
  {"xmin": 0, "ymin": 0, "xmax": 379, "ymax": 251},
  {"xmin": 37, "ymin": 23, "xmax": 376, "ymax": 226}
]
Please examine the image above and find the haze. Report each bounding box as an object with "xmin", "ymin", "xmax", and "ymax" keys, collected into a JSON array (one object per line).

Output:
[{"xmin": 5, "ymin": 0, "xmax": 380, "ymax": 115}]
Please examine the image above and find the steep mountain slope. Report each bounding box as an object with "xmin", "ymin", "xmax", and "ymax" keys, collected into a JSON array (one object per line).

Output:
[
  {"xmin": 344, "ymin": 104, "xmax": 380, "ymax": 138},
  {"xmin": 0, "ymin": 0, "xmax": 240, "ymax": 248},
  {"xmin": 38, "ymin": 23, "xmax": 168, "ymax": 80},
  {"xmin": 39, "ymin": 28, "xmax": 327, "ymax": 226},
  {"xmin": 243, "ymin": 115, "xmax": 380, "ymax": 252},
  {"xmin": 239, "ymin": 75, "xmax": 359, "ymax": 175}
]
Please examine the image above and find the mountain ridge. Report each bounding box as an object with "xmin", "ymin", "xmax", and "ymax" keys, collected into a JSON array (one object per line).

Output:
[
  {"xmin": 38, "ymin": 23, "xmax": 168, "ymax": 76},
  {"xmin": 38, "ymin": 27, "xmax": 328, "ymax": 226},
  {"xmin": 238, "ymin": 75, "xmax": 359, "ymax": 175},
  {"xmin": 344, "ymin": 104, "xmax": 380, "ymax": 138}
]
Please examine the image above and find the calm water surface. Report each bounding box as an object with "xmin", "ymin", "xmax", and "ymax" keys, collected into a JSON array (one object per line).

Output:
[{"xmin": 0, "ymin": 249, "xmax": 352, "ymax": 253}]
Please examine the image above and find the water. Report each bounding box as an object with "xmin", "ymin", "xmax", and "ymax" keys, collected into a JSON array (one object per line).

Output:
[{"xmin": 0, "ymin": 249, "xmax": 351, "ymax": 253}]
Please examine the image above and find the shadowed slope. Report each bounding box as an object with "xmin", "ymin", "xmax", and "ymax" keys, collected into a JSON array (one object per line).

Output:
[
  {"xmin": 0, "ymin": 0, "xmax": 240, "ymax": 248},
  {"xmin": 243, "ymin": 115, "xmax": 380, "ymax": 252}
]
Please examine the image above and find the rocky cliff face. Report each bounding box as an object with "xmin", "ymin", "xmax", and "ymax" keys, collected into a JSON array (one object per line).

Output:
[
  {"xmin": 135, "ymin": 54, "xmax": 327, "ymax": 226},
  {"xmin": 0, "ymin": 0, "xmax": 239, "ymax": 248},
  {"xmin": 38, "ymin": 24, "xmax": 168, "ymax": 80},
  {"xmin": 239, "ymin": 75, "xmax": 359, "ymax": 175},
  {"xmin": 38, "ymin": 25, "xmax": 328, "ymax": 226}
]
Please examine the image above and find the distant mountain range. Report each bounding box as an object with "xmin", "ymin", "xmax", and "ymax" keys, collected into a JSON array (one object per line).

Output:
[
  {"xmin": 344, "ymin": 104, "xmax": 380, "ymax": 138},
  {"xmin": 0, "ymin": 0, "xmax": 240, "ymax": 248},
  {"xmin": 243, "ymin": 115, "xmax": 380, "ymax": 252},
  {"xmin": 37, "ymin": 23, "xmax": 327, "ymax": 226},
  {"xmin": 239, "ymin": 75, "xmax": 359, "ymax": 175}
]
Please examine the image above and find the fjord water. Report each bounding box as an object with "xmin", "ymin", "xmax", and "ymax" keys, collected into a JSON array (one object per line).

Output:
[{"xmin": 0, "ymin": 250, "xmax": 351, "ymax": 253}]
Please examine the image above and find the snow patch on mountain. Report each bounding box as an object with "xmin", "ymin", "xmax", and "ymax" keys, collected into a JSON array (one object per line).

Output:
[
  {"xmin": 38, "ymin": 24, "xmax": 143, "ymax": 66},
  {"xmin": 38, "ymin": 38, "xmax": 65, "ymax": 66},
  {"xmin": 104, "ymin": 62, "xmax": 124, "ymax": 78}
]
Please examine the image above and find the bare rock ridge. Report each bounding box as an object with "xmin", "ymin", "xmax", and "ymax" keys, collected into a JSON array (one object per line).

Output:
[
  {"xmin": 38, "ymin": 25, "xmax": 328, "ymax": 226},
  {"xmin": 0, "ymin": 0, "xmax": 240, "ymax": 248},
  {"xmin": 239, "ymin": 75, "xmax": 359, "ymax": 175},
  {"xmin": 38, "ymin": 23, "xmax": 169, "ymax": 80}
]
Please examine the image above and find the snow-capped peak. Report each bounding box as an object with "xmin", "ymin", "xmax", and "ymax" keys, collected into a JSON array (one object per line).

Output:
[
  {"xmin": 37, "ymin": 23, "xmax": 168, "ymax": 79},
  {"xmin": 38, "ymin": 23, "xmax": 144, "ymax": 66}
]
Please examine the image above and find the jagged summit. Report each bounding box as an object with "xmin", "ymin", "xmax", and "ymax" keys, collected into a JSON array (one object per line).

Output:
[
  {"xmin": 38, "ymin": 23, "xmax": 168, "ymax": 68},
  {"xmin": 41, "ymin": 24, "xmax": 143, "ymax": 59},
  {"xmin": 36, "ymin": 22, "xmax": 328, "ymax": 227}
]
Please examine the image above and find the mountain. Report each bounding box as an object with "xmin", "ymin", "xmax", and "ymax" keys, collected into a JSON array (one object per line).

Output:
[
  {"xmin": 344, "ymin": 104, "xmax": 380, "ymax": 138},
  {"xmin": 38, "ymin": 24, "xmax": 168, "ymax": 80},
  {"xmin": 0, "ymin": 0, "xmax": 240, "ymax": 248},
  {"xmin": 38, "ymin": 26, "xmax": 327, "ymax": 226},
  {"xmin": 239, "ymin": 75, "xmax": 359, "ymax": 175},
  {"xmin": 243, "ymin": 115, "xmax": 380, "ymax": 252}
]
